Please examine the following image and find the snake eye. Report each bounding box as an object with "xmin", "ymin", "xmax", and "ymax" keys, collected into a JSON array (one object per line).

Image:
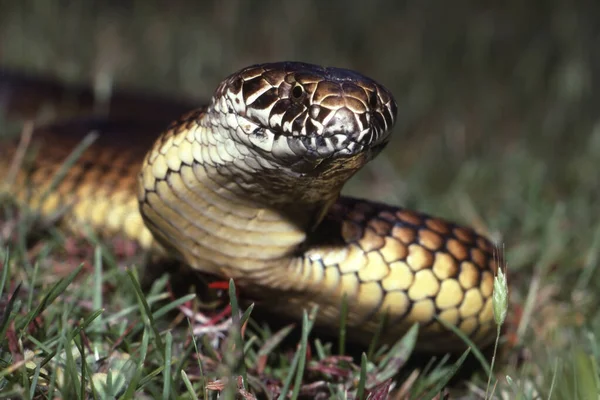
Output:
[{"xmin": 291, "ymin": 84, "xmax": 304, "ymax": 100}]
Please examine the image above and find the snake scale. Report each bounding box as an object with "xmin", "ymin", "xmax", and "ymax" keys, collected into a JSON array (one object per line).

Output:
[{"xmin": 0, "ymin": 62, "xmax": 499, "ymax": 352}]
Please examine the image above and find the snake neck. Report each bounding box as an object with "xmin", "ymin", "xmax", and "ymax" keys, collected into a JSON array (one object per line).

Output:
[{"xmin": 138, "ymin": 109, "xmax": 355, "ymax": 279}]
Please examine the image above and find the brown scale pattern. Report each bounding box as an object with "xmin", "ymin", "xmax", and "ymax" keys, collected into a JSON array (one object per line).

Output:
[
  {"xmin": 1, "ymin": 64, "xmax": 500, "ymax": 353},
  {"xmin": 301, "ymin": 197, "xmax": 499, "ymax": 351},
  {"xmin": 0, "ymin": 119, "xmax": 161, "ymax": 249},
  {"xmin": 0, "ymin": 118, "xmax": 500, "ymax": 352}
]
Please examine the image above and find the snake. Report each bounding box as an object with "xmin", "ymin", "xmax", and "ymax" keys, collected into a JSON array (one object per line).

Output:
[{"xmin": 0, "ymin": 62, "xmax": 499, "ymax": 352}]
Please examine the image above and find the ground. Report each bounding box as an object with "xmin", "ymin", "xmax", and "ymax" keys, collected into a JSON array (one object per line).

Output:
[{"xmin": 1, "ymin": 1, "xmax": 600, "ymax": 399}]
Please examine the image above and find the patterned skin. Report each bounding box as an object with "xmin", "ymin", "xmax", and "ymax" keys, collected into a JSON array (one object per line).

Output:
[{"xmin": 1, "ymin": 62, "xmax": 499, "ymax": 352}]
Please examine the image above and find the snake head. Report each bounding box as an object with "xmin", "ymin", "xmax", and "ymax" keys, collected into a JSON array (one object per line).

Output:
[{"xmin": 211, "ymin": 62, "xmax": 398, "ymax": 173}]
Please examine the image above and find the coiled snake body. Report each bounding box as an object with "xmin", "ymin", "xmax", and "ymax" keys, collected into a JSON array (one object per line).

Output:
[{"xmin": 0, "ymin": 62, "xmax": 498, "ymax": 352}]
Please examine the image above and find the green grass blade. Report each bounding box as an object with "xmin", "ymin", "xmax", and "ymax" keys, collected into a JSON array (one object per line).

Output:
[
  {"xmin": 162, "ymin": 331, "xmax": 173, "ymax": 400},
  {"xmin": 0, "ymin": 282, "xmax": 20, "ymax": 341},
  {"xmin": 419, "ymin": 348, "xmax": 471, "ymax": 400},
  {"xmin": 0, "ymin": 248, "xmax": 9, "ymax": 299},
  {"xmin": 434, "ymin": 315, "xmax": 491, "ymax": 376},
  {"xmin": 16, "ymin": 264, "xmax": 84, "ymax": 333},
  {"xmin": 257, "ymin": 324, "xmax": 295, "ymax": 358},
  {"xmin": 356, "ymin": 352, "xmax": 368, "ymax": 400},
  {"xmin": 92, "ymin": 245, "xmax": 103, "ymax": 332},
  {"xmin": 181, "ymin": 370, "xmax": 198, "ymax": 400},
  {"xmin": 28, "ymin": 363, "xmax": 42, "ymax": 400},
  {"xmin": 279, "ymin": 306, "xmax": 318, "ymax": 400},
  {"xmin": 314, "ymin": 338, "xmax": 327, "ymax": 360},
  {"xmin": 292, "ymin": 307, "xmax": 318, "ymax": 400},
  {"xmin": 573, "ymin": 348, "xmax": 599, "ymax": 400},
  {"xmin": 38, "ymin": 132, "xmax": 98, "ymax": 206},
  {"xmin": 120, "ymin": 327, "xmax": 150, "ymax": 399},
  {"xmin": 228, "ymin": 279, "xmax": 240, "ymax": 322},
  {"xmin": 126, "ymin": 269, "xmax": 165, "ymax": 352},
  {"xmin": 376, "ymin": 323, "xmax": 418, "ymax": 382},
  {"xmin": 367, "ymin": 311, "xmax": 387, "ymax": 362},
  {"xmin": 338, "ymin": 293, "xmax": 348, "ymax": 356},
  {"xmin": 227, "ymin": 279, "xmax": 247, "ymax": 388}
]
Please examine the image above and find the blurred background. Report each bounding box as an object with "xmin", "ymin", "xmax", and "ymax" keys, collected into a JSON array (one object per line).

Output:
[{"xmin": 2, "ymin": 0, "xmax": 600, "ymax": 363}]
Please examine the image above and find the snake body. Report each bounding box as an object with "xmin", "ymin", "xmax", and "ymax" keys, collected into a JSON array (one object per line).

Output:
[{"xmin": 0, "ymin": 62, "xmax": 498, "ymax": 352}]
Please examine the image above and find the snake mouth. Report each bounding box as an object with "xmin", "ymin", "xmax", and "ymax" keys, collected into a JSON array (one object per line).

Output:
[{"xmin": 237, "ymin": 115, "xmax": 391, "ymax": 174}]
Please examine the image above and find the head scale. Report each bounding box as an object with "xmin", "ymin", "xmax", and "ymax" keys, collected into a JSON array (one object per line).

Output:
[{"xmin": 210, "ymin": 62, "xmax": 398, "ymax": 172}]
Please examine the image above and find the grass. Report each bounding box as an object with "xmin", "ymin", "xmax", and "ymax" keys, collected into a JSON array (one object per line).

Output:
[
  {"xmin": 2, "ymin": 0, "xmax": 600, "ymax": 398},
  {"xmin": 0, "ymin": 235, "xmax": 479, "ymax": 398}
]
